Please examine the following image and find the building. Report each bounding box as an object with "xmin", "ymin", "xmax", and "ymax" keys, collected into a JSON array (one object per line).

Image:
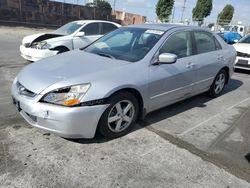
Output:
[{"xmin": 113, "ymin": 10, "xmax": 146, "ymax": 25}]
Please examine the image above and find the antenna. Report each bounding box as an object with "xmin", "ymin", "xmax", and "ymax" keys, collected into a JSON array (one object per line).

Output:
[{"xmin": 181, "ymin": 0, "xmax": 187, "ymax": 22}]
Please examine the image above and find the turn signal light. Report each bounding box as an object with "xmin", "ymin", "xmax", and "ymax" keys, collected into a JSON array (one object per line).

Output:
[{"xmin": 63, "ymin": 99, "xmax": 80, "ymax": 106}]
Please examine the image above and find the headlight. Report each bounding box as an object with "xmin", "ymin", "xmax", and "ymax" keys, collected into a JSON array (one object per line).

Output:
[
  {"xmin": 33, "ymin": 41, "xmax": 51, "ymax": 49},
  {"xmin": 41, "ymin": 84, "xmax": 91, "ymax": 106},
  {"xmin": 41, "ymin": 42, "xmax": 51, "ymax": 49}
]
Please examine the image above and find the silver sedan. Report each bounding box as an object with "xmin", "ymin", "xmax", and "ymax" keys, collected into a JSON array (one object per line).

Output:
[{"xmin": 11, "ymin": 24, "xmax": 236, "ymax": 139}]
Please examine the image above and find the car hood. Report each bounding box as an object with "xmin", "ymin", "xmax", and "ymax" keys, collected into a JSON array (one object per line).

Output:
[
  {"xmin": 233, "ymin": 43, "xmax": 250, "ymax": 54},
  {"xmin": 44, "ymin": 34, "xmax": 72, "ymax": 43},
  {"xmin": 22, "ymin": 33, "xmax": 45, "ymax": 44},
  {"xmin": 22, "ymin": 32, "xmax": 65, "ymax": 45},
  {"xmin": 17, "ymin": 50, "xmax": 130, "ymax": 94}
]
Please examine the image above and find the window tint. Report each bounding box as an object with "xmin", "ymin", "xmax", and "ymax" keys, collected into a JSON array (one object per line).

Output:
[
  {"xmin": 239, "ymin": 35, "xmax": 250, "ymax": 43},
  {"xmin": 160, "ymin": 31, "xmax": 193, "ymax": 59},
  {"xmin": 102, "ymin": 23, "xmax": 118, "ymax": 34},
  {"xmin": 54, "ymin": 22, "xmax": 84, "ymax": 35},
  {"xmin": 194, "ymin": 31, "xmax": 216, "ymax": 54},
  {"xmin": 84, "ymin": 28, "xmax": 162, "ymax": 62},
  {"xmin": 105, "ymin": 31, "xmax": 133, "ymax": 47},
  {"xmin": 81, "ymin": 23, "xmax": 99, "ymax": 35},
  {"xmin": 214, "ymin": 37, "xmax": 222, "ymax": 50}
]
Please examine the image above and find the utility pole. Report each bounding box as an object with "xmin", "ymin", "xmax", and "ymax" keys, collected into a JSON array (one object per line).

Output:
[
  {"xmin": 113, "ymin": 0, "xmax": 116, "ymax": 11},
  {"xmin": 18, "ymin": 0, "xmax": 22, "ymax": 22},
  {"xmin": 171, "ymin": 6, "xmax": 175, "ymax": 23},
  {"xmin": 180, "ymin": 0, "xmax": 187, "ymax": 22},
  {"xmin": 112, "ymin": 0, "xmax": 117, "ymax": 15}
]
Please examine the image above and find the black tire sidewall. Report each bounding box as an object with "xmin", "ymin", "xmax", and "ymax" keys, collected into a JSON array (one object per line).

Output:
[{"xmin": 98, "ymin": 92, "xmax": 139, "ymax": 139}]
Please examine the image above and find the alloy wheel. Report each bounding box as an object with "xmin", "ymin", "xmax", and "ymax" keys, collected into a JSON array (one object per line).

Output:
[
  {"xmin": 214, "ymin": 73, "xmax": 226, "ymax": 94},
  {"xmin": 107, "ymin": 100, "xmax": 135, "ymax": 133}
]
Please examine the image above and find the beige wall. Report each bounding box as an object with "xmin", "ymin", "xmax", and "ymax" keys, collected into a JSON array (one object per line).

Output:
[{"xmin": 113, "ymin": 10, "xmax": 146, "ymax": 25}]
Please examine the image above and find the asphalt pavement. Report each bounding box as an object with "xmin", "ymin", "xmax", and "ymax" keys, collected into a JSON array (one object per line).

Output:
[{"xmin": 0, "ymin": 26, "xmax": 249, "ymax": 188}]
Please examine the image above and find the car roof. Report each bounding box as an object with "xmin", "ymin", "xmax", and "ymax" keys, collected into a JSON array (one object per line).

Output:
[
  {"xmin": 72, "ymin": 20, "xmax": 119, "ymax": 25},
  {"xmin": 126, "ymin": 23, "xmax": 210, "ymax": 32}
]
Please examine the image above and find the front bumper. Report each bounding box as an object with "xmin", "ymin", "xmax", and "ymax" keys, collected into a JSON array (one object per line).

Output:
[
  {"xmin": 235, "ymin": 56, "xmax": 250, "ymax": 70},
  {"xmin": 20, "ymin": 45, "xmax": 58, "ymax": 61},
  {"xmin": 11, "ymin": 82, "xmax": 108, "ymax": 139}
]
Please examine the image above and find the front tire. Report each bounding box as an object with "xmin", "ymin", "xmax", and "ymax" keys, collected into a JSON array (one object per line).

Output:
[
  {"xmin": 208, "ymin": 69, "xmax": 227, "ymax": 98},
  {"xmin": 98, "ymin": 92, "xmax": 139, "ymax": 139}
]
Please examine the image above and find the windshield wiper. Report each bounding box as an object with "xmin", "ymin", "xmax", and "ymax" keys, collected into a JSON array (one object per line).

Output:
[{"xmin": 96, "ymin": 52, "xmax": 115, "ymax": 59}]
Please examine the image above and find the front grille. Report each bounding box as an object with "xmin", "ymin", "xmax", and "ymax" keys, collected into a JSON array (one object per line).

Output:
[
  {"xmin": 16, "ymin": 82, "xmax": 36, "ymax": 97},
  {"xmin": 235, "ymin": 63, "xmax": 250, "ymax": 69},
  {"xmin": 237, "ymin": 51, "xmax": 250, "ymax": 58}
]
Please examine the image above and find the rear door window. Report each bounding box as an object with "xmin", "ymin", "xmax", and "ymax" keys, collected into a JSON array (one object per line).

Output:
[
  {"xmin": 101, "ymin": 23, "xmax": 118, "ymax": 35},
  {"xmin": 194, "ymin": 31, "xmax": 217, "ymax": 54},
  {"xmin": 214, "ymin": 37, "xmax": 222, "ymax": 50}
]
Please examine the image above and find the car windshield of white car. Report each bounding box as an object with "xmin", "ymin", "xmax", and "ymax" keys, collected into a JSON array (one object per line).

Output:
[
  {"xmin": 238, "ymin": 35, "xmax": 250, "ymax": 44},
  {"xmin": 84, "ymin": 27, "xmax": 164, "ymax": 62},
  {"xmin": 54, "ymin": 22, "xmax": 84, "ymax": 35}
]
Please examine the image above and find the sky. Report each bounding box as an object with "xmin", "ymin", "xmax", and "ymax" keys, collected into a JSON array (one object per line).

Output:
[{"xmin": 53, "ymin": 0, "xmax": 250, "ymax": 25}]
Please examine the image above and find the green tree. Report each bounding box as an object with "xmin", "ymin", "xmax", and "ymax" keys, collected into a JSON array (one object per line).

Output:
[
  {"xmin": 217, "ymin": 4, "xmax": 234, "ymax": 26},
  {"xmin": 86, "ymin": 0, "xmax": 112, "ymax": 11},
  {"xmin": 156, "ymin": 0, "xmax": 175, "ymax": 22},
  {"xmin": 192, "ymin": 0, "xmax": 213, "ymax": 26}
]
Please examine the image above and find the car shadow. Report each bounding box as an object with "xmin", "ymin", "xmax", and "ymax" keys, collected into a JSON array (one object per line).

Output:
[
  {"xmin": 67, "ymin": 78, "xmax": 243, "ymax": 144},
  {"xmin": 235, "ymin": 68, "xmax": 250, "ymax": 75}
]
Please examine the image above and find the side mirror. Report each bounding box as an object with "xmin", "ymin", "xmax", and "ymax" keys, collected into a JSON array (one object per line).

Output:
[
  {"xmin": 157, "ymin": 53, "xmax": 177, "ymax": 64},
  {"xmin": 75, "ymin": 31, "xmax": 85, "ymax": 37}
]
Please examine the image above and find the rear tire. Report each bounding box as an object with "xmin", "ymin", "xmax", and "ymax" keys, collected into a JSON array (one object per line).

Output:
[
  {"xmin": 98, "ymin": 92, "xmax": 139, "ymax": 139},
  {"xmin": 208, "ymin": 69, "xmax": 227, "ymax": 98}
]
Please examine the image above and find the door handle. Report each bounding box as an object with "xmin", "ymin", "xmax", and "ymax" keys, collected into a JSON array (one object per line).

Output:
[
  {"xmin": 186, "ymin": 62, "xmax": 195, "ymax": 69},
  {"xmin": 217, "ymin": 55, "xmax": 224, "ymax": 60}
]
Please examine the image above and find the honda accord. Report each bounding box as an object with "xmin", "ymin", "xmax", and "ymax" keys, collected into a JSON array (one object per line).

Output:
[{"xmin": 12, "ymin": 24, "xmax": 236, "ymax": 139}]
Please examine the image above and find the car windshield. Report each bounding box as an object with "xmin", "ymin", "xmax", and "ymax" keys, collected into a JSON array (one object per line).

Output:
[
  {"xmin": 54, "ymin": 21, "xmax": 85, "ymax": 35},
  {"xmin": 83, "ymin": 27, "xmax": 164, "ymax": 62},
  {"xmin": 238, "ymin": 35, "xmax": 250, "ymax": 43}
]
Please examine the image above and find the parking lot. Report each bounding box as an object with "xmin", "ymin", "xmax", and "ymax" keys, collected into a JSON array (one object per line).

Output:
[{"xmin": 0, "ymin": 26, "xmax": 250, "ymax": 187}]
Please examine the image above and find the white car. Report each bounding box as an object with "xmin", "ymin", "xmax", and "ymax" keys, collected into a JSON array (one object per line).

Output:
[
  {"xmin": 233, "ymin": 34, "xmax": 250, "ymax": 70},
  {"xmin": 20, "ymin": 20, "xmax": 121, "ymax": 61}
]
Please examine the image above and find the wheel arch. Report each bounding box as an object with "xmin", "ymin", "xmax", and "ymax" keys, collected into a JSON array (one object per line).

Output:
[
  {"xmin": 221, "ymin": 66, "xmax": 230, "ymax": 84},
  {"xmin": 105, "ymin": 87, "xmax": 145, "ymax": 120},
  {"xmin": 51, "ymin": 46, "xmax": 70, "ymax": 52}
]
